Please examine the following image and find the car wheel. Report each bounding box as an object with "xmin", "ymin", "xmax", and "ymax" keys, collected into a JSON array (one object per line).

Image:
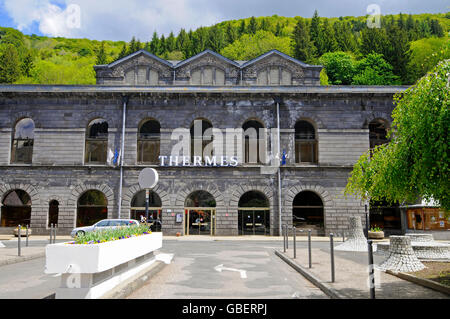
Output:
[{"xmin": 76, "ymin": 231, "xmax": 85, "ymax": 237}]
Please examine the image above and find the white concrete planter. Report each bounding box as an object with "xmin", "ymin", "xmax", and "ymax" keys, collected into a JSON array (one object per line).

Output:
[{"xmin": 45, "ymin": 232, "xmax": 162, "ymax": 299}]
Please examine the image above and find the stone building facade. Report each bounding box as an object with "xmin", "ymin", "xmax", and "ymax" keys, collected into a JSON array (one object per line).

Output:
[{"xmin": 0, "ymin": 49, "xmax": 408, "ymax": 236}]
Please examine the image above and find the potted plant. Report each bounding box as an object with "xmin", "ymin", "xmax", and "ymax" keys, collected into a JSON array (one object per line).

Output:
[
  {"xmin": 45, "ymin": 224, "xmax": 162, "ymax": 299},
  {"xmin": 368, "ymin": 227, "xmax": 384, "ymax": 239},
  {"xmin": 13, "ymin": 226, "xmax": 32, "ymax": 237}
]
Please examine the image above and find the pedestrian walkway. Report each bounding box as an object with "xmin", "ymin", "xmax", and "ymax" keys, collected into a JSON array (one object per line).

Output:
[
  {"xmin": 278, "ymin": 247, "xmax": 449, "ymax": 299},
  {"xmin": 0, "ymin": 246, "xmax": 45, "ymax": 266}
]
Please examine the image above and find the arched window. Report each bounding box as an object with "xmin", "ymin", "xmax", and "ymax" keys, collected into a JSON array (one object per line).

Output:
[
  {"xmin": 1, "ymin": 190, "xmax": 31, "ymax": 227},
  {"xmin": 257, "ymin": 67, "xmax": 292, "ymax": 85},
  {"xmin": 369, "ymin": 119, "xmax": 389, "ymax": 150},
  {"xmin": 138, "ymin": 119, "xmax": 160, "ymax": 164},
  {"xmin": 242, "ymin": 120, "xmax": 265, "ymax": 164},
  {"xmin": 191, "ymin": 67, "xmax": 225, "ymax": 86},
  {"xmin": 293, "ymin": 191, "xmax": 324, "ymax": 234},
  {"xmin": 190, "ymin": 119, "xmax": 213, "ymax": 162},
  {"xmin": 11, "ymin": 118, "xmax": 34, "ymax": 164},
  {"xmin": 85, "ymin": 119, "xmax": 108, "ymax": 164},
  {"xmin": 130, "ymin": 190, "xmax": 162, "ymax": 231},
  {"xmin": 77, "ymin": 190, "xmax": 107, "ymax": 227},
  {"xmin": 238, "ymin": 191, "xmax": 270, "ymax": 235},
  {"xmin": 48, "ymin": 200, "xmax": 59, "ymax": 227},
  {"xmin": 295, "ymin": 120, "xmax": 318, "ymax": 163}
]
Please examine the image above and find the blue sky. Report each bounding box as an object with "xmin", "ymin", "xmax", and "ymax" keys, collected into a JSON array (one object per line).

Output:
[{"xmin": 0, "ymin": 0, "xmax": 448, "ymax": 41}]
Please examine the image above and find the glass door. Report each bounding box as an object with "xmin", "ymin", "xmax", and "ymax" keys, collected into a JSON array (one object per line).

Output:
[
  {"xmin": 185, "ymin": 208, "xmax": 216, "ymax": 236},
  {"xmin": 239, "ymin": 209, "xmax": 270, "ymax": 235}
]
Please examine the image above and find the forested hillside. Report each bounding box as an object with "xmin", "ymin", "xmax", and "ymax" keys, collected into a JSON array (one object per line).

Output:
[{"xmin": 0, "ymin": 11, "xmax": 448, "ymax": 85}]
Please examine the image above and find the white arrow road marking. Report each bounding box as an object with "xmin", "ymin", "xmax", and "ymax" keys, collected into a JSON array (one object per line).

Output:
[
  {"xmin": 0, "ymin": 241, "xmax": 5, "ymax": 248},
  {"xmin": 214, "ymin": 264, "xmax": 247, "ymax": 279}
]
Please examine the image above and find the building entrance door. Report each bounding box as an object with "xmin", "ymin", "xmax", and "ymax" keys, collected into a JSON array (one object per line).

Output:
[
  {"xmin": 238, "ymin": 209, "xmax": 270, "ymax": 235},
  {"xmin": 185, "ymin": 208, "xmax": 216, "ymax": 236}
]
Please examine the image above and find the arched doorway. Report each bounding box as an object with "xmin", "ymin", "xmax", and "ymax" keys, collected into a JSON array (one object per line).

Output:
[
  {"xmin": 184, "ymin": 190, "xmax": 216, "ymax": 235},
  {"xmin": 238, "ymin": 191, "xmax": 270, "ymax": 235},
  {"xmin": 77, "ymin": 190, "xmax": 107, "ymax": 227},
  {"xmin": 131, "ymin": 190, "xmax": 162, "ymax": 231},
  {"xmin": 1, "ymin": 190, "xmax": 31, "ymax": 227},
  {"xmin": 48, "ymin": 200, "xmax": 59, "ymax": 227},
  {"xmin": 293, "ymin": 191, "xmax": 324, "ymax": 234}
]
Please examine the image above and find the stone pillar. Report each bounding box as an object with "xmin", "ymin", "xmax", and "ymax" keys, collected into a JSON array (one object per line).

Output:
[
  {"xmin": 335, "ymin": 216, "xmax": 368, "ymax": 251},
  {"xmin": 378, "ymin": 236, "xmax": 425, "ymax": 272}
]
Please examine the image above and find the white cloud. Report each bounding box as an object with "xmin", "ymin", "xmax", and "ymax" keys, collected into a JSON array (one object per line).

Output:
[
  {"xmin": 2, "ymin": 0, "xmax": 222, "ymax": 40},
  {"xmin": 1, "ymin": 0, "xmax": 448, "ymax": 41}
]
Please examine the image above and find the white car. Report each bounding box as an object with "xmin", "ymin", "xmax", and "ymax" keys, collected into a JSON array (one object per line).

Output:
[{"xmin": 70, "ymin": 219, "xmax": 139, "ymax": 238}]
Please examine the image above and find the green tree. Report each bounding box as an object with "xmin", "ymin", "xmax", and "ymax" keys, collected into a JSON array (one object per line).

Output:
[
  {"xmin": 352, "ymin": 53, "xmax": 400, "ymax": 85},
  {"xmin": 316, "ymin": 19, "xmax": 338, "ymax": 56},
  {"xmin": 318, "ymin": 51, "xmax": 355, "ymax": 85},
  {"xmin": 333, "ymin": 21, "xmax": 357, "ymax": 52},
  {"xmin": 96, "ymin": 41, "xmax": 108, "ymax": 65},
  {"xmin": 166, "ymin": 32, "xmax": 177, "ymax": 52},
  {"xmin": 291, "ymin": 18, "xmax": 316, "ymax": 63},
  {"xmin": 21, "ymin": 52, "xmax": 34, "ymax": 77},
  {"xmin": 176, "ymin": 29, "xmax": 191, "ymax": 58},
  {"xmin": 159, "ymin": 35, "xmax": 166, "ymax": 56},
  {"xmin": 0, "ymin": 44, "xmax": 21, "ymax": 83},
  {"xmin": 359, "ymin": 28, "xmax": 389, "ymax": 56},
  {"xmin": 117, "ymin": 43, "xmax": 128, "ymax": 59},
  {"xmin": 309, "ymin": 10, "xmax": 320, "ymax": 51},
  {"xmin": 238, "ymin": 20, "xmax": 246, "ymax": 36},
  {"xmin": 226, "ymin": 23, "xmax": 238, "ymax": 44},
  {"xmin": 149, "ymin": 32, "xmax": 161, "ymax": 54},
  {"xmin": 406, "ymin": 37, "xmax": 450, "ymax": 84},
  {"xmin": 221, "ymin": 30, "xmax": 292, "ymax": 60},
  {"xmin": 208, "ymin": 25, "xmax": 225, "ymax": 52},
  {"xmin": 385, "ymin": 25, "xmax": 410, "ymax": 82},
  {"xmin": 345, "ymin": 60, "xmax": 450, "ymax": 211},
  {"xmin": 248, "ymin": 17, "xmax": 258, "ymax": 34}
]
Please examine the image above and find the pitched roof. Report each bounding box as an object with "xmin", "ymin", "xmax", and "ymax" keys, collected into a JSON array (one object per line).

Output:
[
  {"xmin": 174, "ymin": 49, "xmax": 241, "ymax": 69},
  {"xmin": 241, "ymin": 49, "xmax": 322, "ymax": 69},
  {"xmin": 106, "ymin": 49, "xmax": 174, "ymax": 68}
]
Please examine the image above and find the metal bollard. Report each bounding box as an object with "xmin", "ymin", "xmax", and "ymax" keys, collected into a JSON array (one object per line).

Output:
[
  {"xmin": 342, "ymin": 231, "xmax": 345, "ymax": 242},
  {"xmin": 26, "ymin": 225, "xmax": 29, "ymax": 247},
  {"xmin": 368, "ymin": 240, "xmax": 376, "ymax": 299},
  {"xmin": 286, "ymin": 225, "xmax": 289, "ymax": 250},
  {"xmin": 293, "ymin": 226, "xmax": 296, "ymax": 259},
  {"xmin": 308, "ymin": 229, "xmax": 312, "ymax": 268},
  {"xmin": 50, "ymin": 224, "xmax": 53, "ymax": 244},
  {"xmin": 330, "ymin": 233, "xmax": 335, "ymax": 283},
  {"xmin": 18, "ymin": 224, "xmax": 21, "ymax": 257},
  {"xmin": 53, "ymin": 224, "xmax": 57, "ymax": 244},
  {"xmin": 283, "ymin": 225, "xmax": 286, "ymax": 253}
]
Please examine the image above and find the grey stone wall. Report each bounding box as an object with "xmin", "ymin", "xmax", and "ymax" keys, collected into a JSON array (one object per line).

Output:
[{"xmin": 0, "ymin": 88, "xmax": 401, "ymax": 235}]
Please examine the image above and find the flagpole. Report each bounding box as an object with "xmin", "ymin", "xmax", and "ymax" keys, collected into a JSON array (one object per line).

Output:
[{"xmin": 117, "ymin": 95, "xmax": 128, "ymax": 219}]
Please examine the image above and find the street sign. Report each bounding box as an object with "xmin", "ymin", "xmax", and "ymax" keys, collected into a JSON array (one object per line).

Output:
[{"xmin": 138, "ymin": 168, "xmax": 159, "ymax": 189}]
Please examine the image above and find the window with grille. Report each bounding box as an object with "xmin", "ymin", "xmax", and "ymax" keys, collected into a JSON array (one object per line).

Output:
[
  {"xmin": 295, "ymin": 120, "xmax": 317, "ymax": 163},
  {"xmin": 138, "ymin": 119, "xmax": 160, "ymax": 164},
  {"xmin": 85, "ymin": 119, "xmax": 108, "ymax": 164},
  {"xmin": 11, "ymin": 118, "xmax": 34, "ymax": 164}
]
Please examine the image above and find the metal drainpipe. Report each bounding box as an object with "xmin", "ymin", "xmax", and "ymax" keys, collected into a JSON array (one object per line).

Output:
[
  {"xmin": 275, "ymin": 97, "xmax": 283, "ymax": 236},
  {"xmin": 117, "ymin": 95, "xmax": 128, "ymax": 219}
]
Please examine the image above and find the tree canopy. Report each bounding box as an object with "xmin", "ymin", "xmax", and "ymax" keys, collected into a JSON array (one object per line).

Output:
[{"xmin": 345, "ymin": 60, "xmax": 449, "ymax": 211}]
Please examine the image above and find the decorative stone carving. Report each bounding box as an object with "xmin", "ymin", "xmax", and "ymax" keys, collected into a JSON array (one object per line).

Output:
[
  {"xmin": 376, "ymin": 233, "xmax": 450, "ymax": 260},
  {"xmin": 335, "ymin": 216, "xmax": 369, "ymax": 252},
  {"xmin": 175, "ymin": 53, "xmax": 240, "ymax": 80},
  {"xmin": 110, "ymin": 54, "xmax": 173, "ymax": 79},
  {"xmin": 242, "ymin": 55, "xmax": 304, "ymax": 80},
  {"xmin": 377, "ymin": 236, "xmax": 425, "ymax": 272}
]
